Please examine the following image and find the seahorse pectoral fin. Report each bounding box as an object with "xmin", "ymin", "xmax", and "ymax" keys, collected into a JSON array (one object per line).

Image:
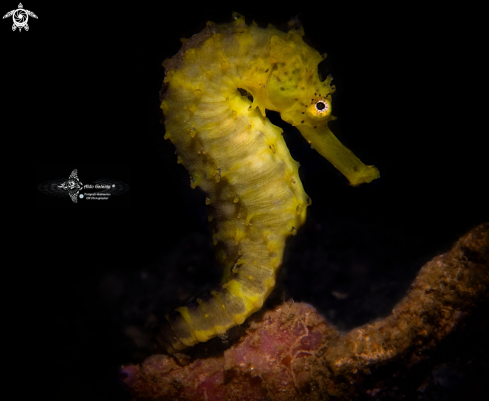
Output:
[{"xmin": 298, "ymin": 125, "xmax": 380, "ymax": 186}]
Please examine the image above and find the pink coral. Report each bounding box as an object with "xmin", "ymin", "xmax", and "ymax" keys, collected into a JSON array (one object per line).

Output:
[{"xmin": 122, "ymin": 302, "xmax": 332, "ymax": 400}]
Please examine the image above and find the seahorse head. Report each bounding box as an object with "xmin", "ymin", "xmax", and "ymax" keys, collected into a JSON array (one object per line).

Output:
[
  {"xmin": 265, "ymin": 31, "xmax": 333, "ymax": 119},
  {"xmin": 265, "ymin": 30, "xmax": 379, "ymax": 186}
]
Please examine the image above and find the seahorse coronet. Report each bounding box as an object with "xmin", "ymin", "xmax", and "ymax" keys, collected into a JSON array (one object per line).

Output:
[{"xmin": 156, "ymin": 13, "xmax": 380, "ymax": 354}]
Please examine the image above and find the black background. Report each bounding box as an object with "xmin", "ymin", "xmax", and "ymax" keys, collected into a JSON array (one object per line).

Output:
[{"xmin": 15, "ymin": 1, "xmax": 488, "ymax": 399}]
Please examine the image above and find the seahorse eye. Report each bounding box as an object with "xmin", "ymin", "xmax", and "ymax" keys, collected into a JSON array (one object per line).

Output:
[
  {"xmin": 316, "ymin": 100, "xmax": 328, "ymax": 112},
  {"xmin": 306, "ymin": 98, "xmax": 331, "ymax": 120}
]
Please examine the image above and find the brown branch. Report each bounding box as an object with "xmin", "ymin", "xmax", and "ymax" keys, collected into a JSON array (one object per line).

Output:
[{"xmin": 122, "ymin": 223, "xmax": 489, "ymax": 400}]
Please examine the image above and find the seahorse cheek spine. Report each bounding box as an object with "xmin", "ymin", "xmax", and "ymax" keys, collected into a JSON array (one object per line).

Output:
[{"xmin": 157, "ymin": 15, "xmax": 379, "ymax": 354}]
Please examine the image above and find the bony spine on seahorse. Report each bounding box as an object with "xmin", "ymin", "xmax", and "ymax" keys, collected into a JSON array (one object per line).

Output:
[{"xmin": 157, "ymin": 13, "xmax": 380, "ymax": 354}]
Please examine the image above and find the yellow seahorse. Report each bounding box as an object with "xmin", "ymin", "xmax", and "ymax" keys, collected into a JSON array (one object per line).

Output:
[{"xmin": 157, "ymin": 13, "xmax": 380, "ymax": 354}]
